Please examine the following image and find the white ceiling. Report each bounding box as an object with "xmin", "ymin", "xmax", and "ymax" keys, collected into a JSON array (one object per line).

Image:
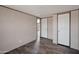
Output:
[{"xmin": 5, "ymin": 5, "xmax": 79, "ymax": 18}]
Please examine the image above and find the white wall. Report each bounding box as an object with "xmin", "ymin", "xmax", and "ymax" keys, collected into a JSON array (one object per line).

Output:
[
  {"xmin": 41, "ymin": 15, "xmax": 57, "ymax": 44},
  {"xmin": 0, "ymin": 6, "xmax": 37, "ymax": 53},
  {"xmin": 71, "ymin": 10, "xmax": 79, "ymax": 50},
  {"xmin": 47, "ymin": 17, "xmax": 53, "ymax": 39},
  {"xmin": 52, "ymin": 15, "xmax": 58, "ymax": 44},
  {"xmin": 41, "ymin": 18, "xmax": 47, "ymax": 38}
]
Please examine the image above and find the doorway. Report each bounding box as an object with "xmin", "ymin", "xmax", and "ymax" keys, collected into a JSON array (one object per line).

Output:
[
  {"xmin": 37, "ymin": 18, "xmax": 41, "ymax": 39},
  {"xmin": 41, "ymin": 18, "xmax": 47, "ymax": 38}
]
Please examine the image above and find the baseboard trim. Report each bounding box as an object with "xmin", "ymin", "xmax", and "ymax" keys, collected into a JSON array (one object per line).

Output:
[
  {"xmin": 58, "ymin": 44, "xmax": 70, "ymax": 48},
  {"xmin": 40, "ymin": 37, "xmax": 53, "ymax": 40},
  {"xmin": 58, "ymin": 44, "xmax": 79, "ymax": 52},
  {"xmin": 5, "ymin": 40, "xmax": 36, "ymax": 54},
  {"xmin": 70, "ymin": 47, "xmax": 79, "ymax": 52}
]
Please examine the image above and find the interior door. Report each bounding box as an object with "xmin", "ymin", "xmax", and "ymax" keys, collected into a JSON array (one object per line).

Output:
[{"xmin": 58, "ymin": 13, "xmax": 70, "ymax": 46}]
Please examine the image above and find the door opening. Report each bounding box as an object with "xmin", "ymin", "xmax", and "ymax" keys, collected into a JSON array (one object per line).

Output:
[{"xmin": 31, "ymin": 18, "xmax": 41, "ymax": 53}]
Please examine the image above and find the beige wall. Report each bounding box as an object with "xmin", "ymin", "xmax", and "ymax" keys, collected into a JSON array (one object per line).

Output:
[
  {"xmin": 71, "ymin": 10, "xmax": 79, "ymax": 50},
  {"xmin": 0, "ymin": 6, "xmax": 37, "ymax": 53}
]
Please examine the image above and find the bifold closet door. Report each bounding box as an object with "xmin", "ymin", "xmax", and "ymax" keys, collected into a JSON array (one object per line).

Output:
[
  {"xmin": 58, "ymin": 13, "xmax": 70, "ymax": 46},
  {"xmin": 41, "ymin": 18, "xmax": 47, "ymax": 38}
]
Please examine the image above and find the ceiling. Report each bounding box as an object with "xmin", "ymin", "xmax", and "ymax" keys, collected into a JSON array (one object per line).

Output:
[{"xmin": 5, "ymin": 5, "xmax": 79, "ymax": 18}]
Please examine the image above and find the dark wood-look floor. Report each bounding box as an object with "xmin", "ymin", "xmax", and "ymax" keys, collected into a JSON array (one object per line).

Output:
[{"xmin": 6, "ymin": 38, "xmax": 79, "ymax": 54}]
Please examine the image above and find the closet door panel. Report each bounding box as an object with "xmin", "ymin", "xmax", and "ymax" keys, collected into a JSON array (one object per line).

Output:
[{"xmin": 71, "ymin": 10, "xmax": 79, "ymax": 50}]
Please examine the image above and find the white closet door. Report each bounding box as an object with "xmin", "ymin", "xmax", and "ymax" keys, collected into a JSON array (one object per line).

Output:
[
  {"xmin": 41, "ymin": 18, "xmax": 47, "ymax": 38},
  {"xmin": 58, "ymin": 13, "xmax": 70, "ymax": 46},
  {"xmin": 71, "ymin": 10, "xmax": 79, "ymax": 50}
]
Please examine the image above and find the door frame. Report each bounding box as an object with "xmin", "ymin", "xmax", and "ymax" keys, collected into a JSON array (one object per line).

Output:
[
  {"xmin": 40, "ymin": 18, "xmax": 48, "ymax": 38},
  {"xmin": 57, "ymin": 11, "xmax": 71, "ymax": 47},
  {"xmin": 36, "ymin": 18, "xmax": 41, "ymax": 39}
]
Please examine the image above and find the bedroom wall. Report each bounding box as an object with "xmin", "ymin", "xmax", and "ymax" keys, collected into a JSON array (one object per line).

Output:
[
  {"xmin": 47, "ymin": 17, "xmax": 53, "ymax": 40},
  {"xmin": 52, "ymin": 15, "xmax": 58, "ymax": 44},
  {"xmin": 0, "ymin": 6, "xmax": 37, "ymax": 53}
]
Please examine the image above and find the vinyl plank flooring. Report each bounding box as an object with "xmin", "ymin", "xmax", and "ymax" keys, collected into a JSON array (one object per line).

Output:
[{"xmin": 6, "ymin": 38, "xmax": 79, "ymax": 54}]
